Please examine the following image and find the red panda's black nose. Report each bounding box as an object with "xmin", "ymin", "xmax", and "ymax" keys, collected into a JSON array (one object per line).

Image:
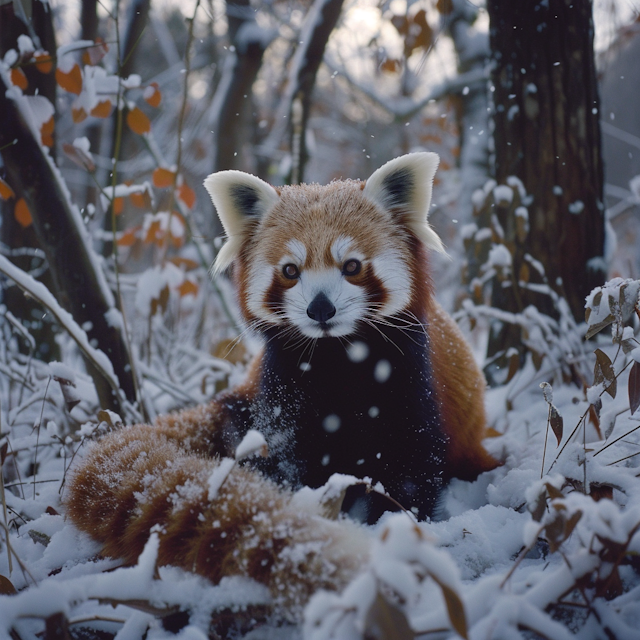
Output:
[{"xmin": 307, "ymin": 292, "xmax": 336, "ymax": 323}]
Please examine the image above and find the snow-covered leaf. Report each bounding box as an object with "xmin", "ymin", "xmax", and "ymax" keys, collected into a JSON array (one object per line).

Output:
[
  {"xmin": 56, "ymin": 64, "xmax": 83, "ymax": 94},
  {"xmin": 34, "ymin": 53, "xmax": 53, "ymax": 74},
  {"xmin": 144, "ymin": 82, "xmax": 162, "ymax": 108},
  {"xmin": 90, "ymin": 99, "xmax": 113, "ymax": 118},
  {"xmin": 153, "ymin": 167, "xmax": 176, "ymax": 188},
  {"xmin": 82, "ymin": 39, "xmax": 109, "ymax": 66}
]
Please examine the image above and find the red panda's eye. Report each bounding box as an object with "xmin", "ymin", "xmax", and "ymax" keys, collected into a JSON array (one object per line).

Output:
[
  {"xmin": 282, "ymin": 263, "xmax": 300, "ymax": 279},
  {"xmin": 342, "ymin": 259, "xmax": 361, "ymax": 276}
]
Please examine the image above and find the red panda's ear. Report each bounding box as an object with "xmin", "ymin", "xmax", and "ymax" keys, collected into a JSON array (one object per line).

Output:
[
  {"xmin": 204, "ymin": 170, "xmax": 280, "ymax": 273},
  {"xmin": 363, "ymin": 152, "xmax": 445, "ymax": 253}
]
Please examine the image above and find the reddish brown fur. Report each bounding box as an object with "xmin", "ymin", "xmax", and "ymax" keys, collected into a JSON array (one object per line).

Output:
[
  {"xmin": 66, "ymin": 419, "xmax": 368, "ymax": 617},
  {"xmin": 66, "ymin": 165, "xmax": 499, "ymax": 618}
]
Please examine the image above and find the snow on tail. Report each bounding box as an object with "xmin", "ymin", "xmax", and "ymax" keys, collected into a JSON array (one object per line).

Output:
[{"xmin": 65, "ymin": 423, "xmax": 369, "ymax": 617}]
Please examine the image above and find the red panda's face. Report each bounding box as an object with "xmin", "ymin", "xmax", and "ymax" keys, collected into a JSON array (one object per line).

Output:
[
  {"xmin": 241, "ymin": 183, "xmax": 414, "ymax": 338},
  {"xmin": 204, "ymin": 152, "xmax": 444, "ymax": 339}
]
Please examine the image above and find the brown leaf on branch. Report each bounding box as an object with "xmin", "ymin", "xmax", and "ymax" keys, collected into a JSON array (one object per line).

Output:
[
  {"xmin": 34, "ymin": 53, "xmax": 54, "ymax": 74},
  {"xmin": 127, "ymin": 107, "xmax": 151, "ymax": 135},
  {"xmin": 594, "ymin": 349, "xmax": 617, "ymax": 399},
  {"xmin": 144, "ymin": 82, "xmax": 162, "ymax": 108},
  {"xmin": 153, "ymin": 167, "xmax": 175, "ymax": 188},
  {"xmin": 10, "ymin": 67, "xmax": 28, "ymax": 90},
  {"xmin": 0, "ymin": 177, "xmax": 15, "ymax": 201},
  {"xmin": 14, "ymin": 198, "xmax": 32, "ymax": 228},
  {"xmin": 56, "ymin": 64, "xmax": 83, "ymax": 95},
  {"xmin": 90, "ymin": 100, "xmax": 113, "ymax": 118}
]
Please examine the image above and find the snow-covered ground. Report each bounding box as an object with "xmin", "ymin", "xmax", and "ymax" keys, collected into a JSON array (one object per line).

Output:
[{"xmin": 1, "ymin": 273, "xmax": 639, "ymax": 639}]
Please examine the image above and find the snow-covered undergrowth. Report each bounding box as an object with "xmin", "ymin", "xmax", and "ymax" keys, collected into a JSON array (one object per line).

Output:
[{"xmin": 1, "ymin": 276, "xmax": 639, "ymax": 639}]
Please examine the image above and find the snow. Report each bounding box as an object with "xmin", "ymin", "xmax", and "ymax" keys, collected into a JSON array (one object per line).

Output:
[
  {"xmin": 0, "ymin": 253, "xmax": 120, "ymax": 393},
  {"xmin": 373, "ymin": 359, "xmax": 391, "ymax": 383},
  {"xmin": 207, "ymin": 458, "xmax": 236, "ymax": 500},
  {"xmin": 487, "ymin": 243, "xmax": 512, "ymax": 268},
  {"xmin": 492, "ymin": 184, "xmax": 513, "ymax": 204},
  {"xmin": 235, "ymin": 429, "xmax": 268, "ymax": 460}
]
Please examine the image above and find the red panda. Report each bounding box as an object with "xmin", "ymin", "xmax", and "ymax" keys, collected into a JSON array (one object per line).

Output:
[{"xmin": 66, "ymin": 152, "xmax": 498, "ymax": 615}]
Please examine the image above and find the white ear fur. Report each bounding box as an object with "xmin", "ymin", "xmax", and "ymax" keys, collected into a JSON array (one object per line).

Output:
[
  {"xmin": 204, "ymin": 170, "xmax": 280, "ymax": 273},
  {"xmin": 363, "ymin": 152, "xmax": 445, "ymax": 253}
]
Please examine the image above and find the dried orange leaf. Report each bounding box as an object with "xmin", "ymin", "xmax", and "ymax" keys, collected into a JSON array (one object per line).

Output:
[
  {"xmin": 15, "ymin": 198, "xmax": 32, "ymax": 228},
  {"xmin": 40, "ymin": 116, "xmax": 56, "ymax": 147},
  {"xmin": 113, "ymin": 197, "xmax": 124, "ymax": 215},
  {"xmin": 178, "ymin": 279, "xmax": 198, "ymax": 298},
  {"xmin": 130, "ymin": 190, "xmax": 151, "ymax": 209},
  {"xmin": 177, "ymin": 183, "xmax": 196, "ymax": 209},
  {"xmin": 90, "ymin": 100, "xmax": 112, "ymax": 118},
  {"xmin": 11, "ymin": 67, "xmax": 28, "ymax": 90},
  {"xmin": 34, "ymin": 53, "xmax": 53, "ymax": 74},
  {"xmin": 72, "ymin": 107, "xmax": 88, "ymax": 123},
  {"xmin": 126, "ymin": 107, "xmax": 151, "ymax": 135},
  {"xmin": 144, "ymin": 219, "xmax": 162, "ymax": 245},
  {"xmin": 56, "ymin": 64, "xmax": 83, "ymax": 95},
  {"xmin": 40, "ymin": 116, "xmax": 54, "ymax": 147},
  {"xmin": 169, "ymin": 256, "xmax": 199, "ymax": 270},
  {"xmin": 0, "ymin": 177, "xmax": 16, "ymax": 201},
  {"xmin": 41, "ymin": 116, "xmax": 54, "ymax": 136},
  {"xmin": 117, "ymin": 227, "xmax": 139, "ymax": 247},
  {"xmin": 153, "ymin": 167, "xmax": 175, "ymax": 188},
  {"xmin": 144, "ymin": 82, "xmax": 162, "ymax": 108}
]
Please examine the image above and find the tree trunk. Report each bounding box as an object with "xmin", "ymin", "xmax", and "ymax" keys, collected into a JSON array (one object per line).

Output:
[
  {"xmin": 210, "ymin": 0, "xmax": 271, "ymax": 174},
  {"xmin": 486, "ymin": 0, "xmax": 606, "ymax": 356},
  {"xmin": 0, "ymin": 73, "xmax": 137, "ymax": 414},
  {"xmin": 440, "ymin": 0, "xmax": 490, "ymax": 223},
  {"xmin": 285, "ymin": 0, "xmax": 344, "ymax": 184},
  {"xmin": 0, "ymin": 0, "xmax": 60, "ymax": 361}
]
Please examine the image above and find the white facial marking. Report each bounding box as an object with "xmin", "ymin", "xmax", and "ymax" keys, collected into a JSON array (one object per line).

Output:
[
  {"xmin": 285, "ymin": 239, "xmax": 307, "ymax": 266},
  {"xmin": 283, "ymin": 267, "xmax": 367, "ymax": 338},
  {"xmin": 247, "ymin": 257, "xmax": 281, "ymax": 322},
  {"xmin": 371, "ymin": 250, "xmax": 411, "ymax": 316},
  {"xmin": 331, "ymin": 236, "xmax": 354, "ymax": 263}
]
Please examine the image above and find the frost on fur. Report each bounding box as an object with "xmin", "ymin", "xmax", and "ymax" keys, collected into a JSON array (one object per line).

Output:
[{"xmin": 65, "ymin": 421, "xmax": 369, "ymax": 619}]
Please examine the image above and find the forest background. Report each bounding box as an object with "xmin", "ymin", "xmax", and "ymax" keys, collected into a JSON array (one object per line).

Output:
[{"xmin": 1, "ymin": 0, "xmax": 640, "ymax": 638}]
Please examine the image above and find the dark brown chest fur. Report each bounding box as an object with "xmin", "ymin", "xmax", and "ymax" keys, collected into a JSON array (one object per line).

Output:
[{"xmin": 220, "ymin": 321, "xmax": 449, "ymax": 522}]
